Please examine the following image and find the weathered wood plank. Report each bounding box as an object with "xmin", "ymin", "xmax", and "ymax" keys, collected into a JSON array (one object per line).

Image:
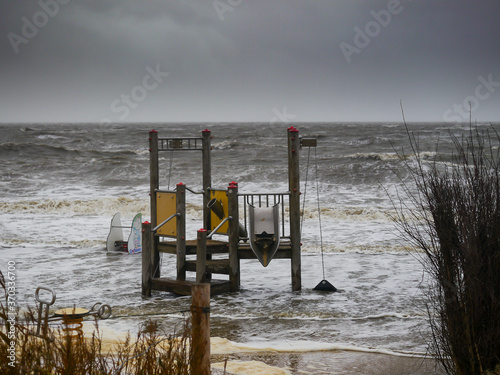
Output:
[
  {"xmin": 157, "ymin": 240, "xmax": 229, "ymax": 254},
  {"xmin": 196, "ymin": 229, "xmax": 208, "ymax": 283},
  {"xmin": 238, "ymin": 247, "xmax": 292, "ymax": 260},
  {"xmin": 185, "ymin": 259, "xmax": 231, "ymax": 274},
  {"xmin": 151, "ymin": 278, "xmax": 231, "ymax": 296},
  {"xmin": 141, "ymin": 222, "xmax": 153, "ymax": 297},
  {"xmin": 288, "ymin": 127, "xmax": 302, "ymax": 291}
]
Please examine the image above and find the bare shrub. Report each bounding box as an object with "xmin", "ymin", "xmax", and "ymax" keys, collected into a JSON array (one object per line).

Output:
[{"xmin": 392, "ymin": 124, "xmax": 500, "ymax": 374}]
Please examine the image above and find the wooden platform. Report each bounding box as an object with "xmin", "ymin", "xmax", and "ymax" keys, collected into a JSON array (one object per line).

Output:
[
  {"xmin": 149, "ymin": 239, "xmax": 293, "ymax": 296},
  {"xmin": 158, "ymin": 239, "xmax": 292, "ymax": 259},
  {"xmin": 143, "ymin": 128, "xmax": 304, "ymax": 298},
  {"xmin": 158, "ymin": 239, "xmax": 229, "ymax": 255},
  {"xmin": 151, "ymin": 278, "xmax": 232, "ymax": 296},
  {"xmin": 185, "ymin": 259, "xmax": 231, "ymax": 274}
]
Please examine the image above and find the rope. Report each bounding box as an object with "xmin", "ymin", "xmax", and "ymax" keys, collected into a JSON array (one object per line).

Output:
[
  {"xmin": 300, "ymin": 146, "xmax": 312, "ymax": 236},
  {"xmin": 314, "ymin": 147, "xmax": 326, "ymax": 280}
]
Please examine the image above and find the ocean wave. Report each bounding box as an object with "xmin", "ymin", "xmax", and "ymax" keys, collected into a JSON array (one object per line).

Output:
[
  {"xmin": 350, "ymin": 312, "xmax": 416, "ymax": 320},
  {"xmin": 302, "ymin": 207, "xmax": 393, "ymax": 222},
  {"xmin": 301, "ymin": 243, "xmax": 416, "ymax": 254},
  {"xmin": 211, "ymin": 337, "xmax": 429, "ymax": 358},
  {"xmin": 0, "ymin": 197, "xmax": 148, "ymax": 216},
  {"xmin": 212, "ymin": 140, "xmax": 239, "ymax": 150},
  {"xmin": 0, "ymin": 238, "xmax": 106, "ymax": 249},
  {"xmin": 346, "ymin": 152, "xmax": 399, "ymax": 161},
  {"xmin": 0, "ymin": 142, "xmax": 81, "ymax": 157},
  {"xmin": 0, "ymin": 141, "xmax": 140, "ymax": 158},
  {"xmin": 343, "ymin": 151, "xmax": 437, "ymax": 162}
]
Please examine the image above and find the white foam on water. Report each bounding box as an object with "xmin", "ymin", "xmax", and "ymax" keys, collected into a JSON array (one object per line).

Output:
[{"xmin": 1, "ymin": 122, "xmax": 447, "ymax": 364}]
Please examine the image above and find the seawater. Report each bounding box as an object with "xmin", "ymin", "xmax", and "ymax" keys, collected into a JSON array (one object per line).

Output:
[{"xmin": 1, "ymin": 122, "xmax": 498, "ymax": 361}]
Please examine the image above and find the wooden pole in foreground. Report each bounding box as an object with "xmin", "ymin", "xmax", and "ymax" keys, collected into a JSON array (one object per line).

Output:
[{"xmin": 191, "ymin": 283, "xmax": 211, "ymax": 375}]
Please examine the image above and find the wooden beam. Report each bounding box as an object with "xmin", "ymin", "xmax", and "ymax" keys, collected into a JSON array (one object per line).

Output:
[
  {"xmin": 288, "ymin": 126, "xmax": 302, "ymax": 291},
  {"xmin": 176, "ymin": 183, "xmax": 186, "ymax": 280},
  {"xmin": 228, "ymin": 182, "xmax": 240, "ymax": 292},
  {"xmin": 149, "ymin": 130, "xmax": 161, "ymax": 278},
  {"xmin": 201, "ymin": 129, "xmax": 212, "ymax": 230},
  {"xmin": 196, "ymin": 229, "xmax": 208, "ymax": 283},
  {"xmin": 141, "ymin": 222, "xmax": 153, "ymax": 297}
]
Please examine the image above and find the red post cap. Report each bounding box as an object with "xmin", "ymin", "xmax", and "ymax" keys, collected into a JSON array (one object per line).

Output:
[
  {"xmin": 288, "ymin": 126, "xmax": 298, "ymax": 132},
  {"xmin": 149, "ymin": 129, "xmax": 158, "ymax": 133},
  {"xmin": 177, "ymin": 182, "xmax": 185, "ymax": 186},
  {"xmin": 198, "ymin": 228, "xmax": 208, "ymax": 232}
]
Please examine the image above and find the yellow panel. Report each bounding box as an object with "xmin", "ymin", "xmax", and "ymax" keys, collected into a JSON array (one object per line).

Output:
[
  {"xmin": 156, "ymin": 192, "xmax": 177, "ymax": 237},
  {"xmin": 210, "ymin": 189, "xmax": 229, "ymax": 234}
]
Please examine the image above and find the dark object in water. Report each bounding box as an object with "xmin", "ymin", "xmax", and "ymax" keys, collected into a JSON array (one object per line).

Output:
[{"xmin": 313, "ymin": 279, "xmax": 338, "ymax": 292}]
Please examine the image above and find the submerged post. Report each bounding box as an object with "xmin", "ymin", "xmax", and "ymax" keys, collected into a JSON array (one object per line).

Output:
[
  {"xmin": 201, "ymin": 129, "xmax": 212, "ymax": 230},
  {"xmin": 141, "ymin": 222, "xmax": 153, "ymax": 297},
  {"xmin": 227, "ymin": 182, "xmax": 240, "ymax": 292},
  {"xmin": 176, "ymin": 183, "xmax": 186, "ymax": 281},
  {"xmin": 288, "ymin": 126, "xmax": 302, "ymax": 291},
  {"xmin": 149, "ymin": 130, "xmax": 160, "ymax": 278},
  {"xmin": 190, "ymin": 283, "xmax": 211, "ymax": 375}
]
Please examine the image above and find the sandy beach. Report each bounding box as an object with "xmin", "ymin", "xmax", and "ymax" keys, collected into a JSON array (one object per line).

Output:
[
  {"xmin": 84, "ymin": 325, "xmax": 441, "ymax": 375},
  {"xmin": 211, "ymin": 350, "xmax": 442, "ymax": 375}
]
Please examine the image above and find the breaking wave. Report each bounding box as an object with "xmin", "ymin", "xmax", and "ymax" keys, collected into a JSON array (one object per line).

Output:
[{"xmin": 0, "ymin": 197, "xmax": 148, "ymax": 216}]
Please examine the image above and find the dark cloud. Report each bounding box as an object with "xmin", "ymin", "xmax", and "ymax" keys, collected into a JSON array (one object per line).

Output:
[{"xmin": 1, "ymin": 0, "xmax": 499, "ymax": 123}]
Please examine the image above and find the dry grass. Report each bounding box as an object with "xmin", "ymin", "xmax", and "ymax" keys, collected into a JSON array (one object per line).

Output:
[{"xmin": 0, "ymin": 271, "xmax": 192, "ymax": 375}]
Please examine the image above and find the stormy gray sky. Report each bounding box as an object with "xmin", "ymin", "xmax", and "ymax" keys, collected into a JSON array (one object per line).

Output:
[{"xmin": 1, "ymin": 0, "xmax": 499, "ymax": 123}]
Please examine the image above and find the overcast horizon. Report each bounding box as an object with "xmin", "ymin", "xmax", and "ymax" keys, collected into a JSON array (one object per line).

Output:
[{"xmin": 1, "ymin": 1, "xmax": 499, "ymax": 124}]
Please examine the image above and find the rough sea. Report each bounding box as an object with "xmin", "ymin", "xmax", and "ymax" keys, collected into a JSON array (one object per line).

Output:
[{"xmin": 2, "ymin": 122, "xmax": 498, "ymax": 373}]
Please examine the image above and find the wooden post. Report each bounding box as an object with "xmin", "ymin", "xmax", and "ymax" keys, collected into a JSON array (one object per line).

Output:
[
  {"xmin": 201, "ymin": 130, "xmax": 213, "ymax": 282},
  {"xmin": 141, "ymin": 222, "xmax": 153, "ymax": 297},
  {"xmin": 201, "ymin": 129, "xmax": 212, "ymax": 230},
  {"xmin": 149, "ymin": 130, "xmax": 161, "ymax": 278},
  {"xmin": 227, "ymin": 182, "xmax": 240, "ymax": 292},
  {"xmin": 176, "ymin": 183, "xmax": 186, "ymax": 281},
  {"xmin": 190, "ymin": 283, "xmax": 211, "ymax": 375},
  {"xmin": 288, "ymin": 126, "xmax": 302, "ymax": 291},
  {"xmin": 196, "ymin": 229, "xmax": 208, "ymax": 283}
]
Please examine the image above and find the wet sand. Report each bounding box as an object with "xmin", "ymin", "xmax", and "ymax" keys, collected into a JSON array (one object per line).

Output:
[
  {"xmin": 211, "ymin": 350, "xmax": 443, "ymax": 375},
  {"xmin": 83, "ymin": 324, "xmax": 443, "ymax": 374}
]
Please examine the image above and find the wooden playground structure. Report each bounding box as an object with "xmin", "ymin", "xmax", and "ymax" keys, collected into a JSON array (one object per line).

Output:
[{"xmin": 142, "ymin": 126, "xmax": 316, "ymax": 297}]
